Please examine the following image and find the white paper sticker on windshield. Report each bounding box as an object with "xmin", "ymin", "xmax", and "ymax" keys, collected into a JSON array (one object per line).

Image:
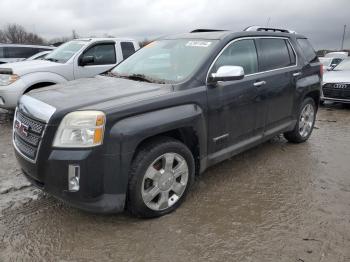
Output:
[{"xmin": 186, "ymin": 41, "xmax": 212, "ymax": 47}]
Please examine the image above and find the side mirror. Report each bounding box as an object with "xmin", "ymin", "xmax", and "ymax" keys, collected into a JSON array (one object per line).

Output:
[
  {"xmin": 330, "ymin": 64, "xmax": 337, "ymax": 68},
  {"xmin": 209, "ymin": 66, "xmax": 245, "ymax": 83},
  {"xmin": 79, "ymin": 55, "xmax": 95, "ymax": 66}
]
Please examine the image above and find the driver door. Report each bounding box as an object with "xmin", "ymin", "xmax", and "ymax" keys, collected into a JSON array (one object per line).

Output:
[
  {"xmin": 206, "ymin": 39, "xmax": 265, "ymax": 158},
  {"xmin": 73, "ymin": 42, "xmax": 118, "ymax": 79}
]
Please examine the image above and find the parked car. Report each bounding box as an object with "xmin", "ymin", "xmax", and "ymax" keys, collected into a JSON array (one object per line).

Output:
[
  {"xmin": 0, "ymin": 38, "xmax": 139, "ymax": 110},
  {"xmin": 0, "ymin": 44, "xmax": 54, "ymax": 64},
  {"xmin": 13, "ymin": 27, "xmax": 321, "ymax": 218},
  {"xmin": 322, "ymin": 58, "xmax": 350, "ymax": 104},
  {"xmin": 26, "ymin": 50, "xmax": 52, "ymax": 61},
  {"xmin": 319, "ymin": 57, "xmax": 343, "ymax": 72},
  {"xmin": 325, "ymin": 51, "xmax": 348, "ymax": 59}
]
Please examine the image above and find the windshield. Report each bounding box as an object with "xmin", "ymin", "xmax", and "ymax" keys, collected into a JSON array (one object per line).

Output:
[
  {"xmin": 333, "ymin": 59, "xmax": 350, "ymax": 71},
  {"xmin": 45, "ymin": 40, "xmax": 87, "ymax": 63},
  {"xmin": 111, "ymin": 39, "xmax": 218, "ymax": 83},
  {"xmin": 319, "ymin": 57, "xmax": 332, "ymax": 67}
]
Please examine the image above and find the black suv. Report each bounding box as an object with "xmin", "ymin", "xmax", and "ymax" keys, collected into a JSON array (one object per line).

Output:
[{"xmin": 13, "ymin": 27, "xmax": 321, "ymax": 217}]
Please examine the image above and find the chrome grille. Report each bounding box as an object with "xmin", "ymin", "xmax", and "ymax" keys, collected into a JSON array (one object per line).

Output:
[
  {"xmin": 323, "ymin": 83, "xmax": 350, "ymax": 100},
  {"xmin": 13, "ymin": 110, "xmax": 46, "ymax": 162}
]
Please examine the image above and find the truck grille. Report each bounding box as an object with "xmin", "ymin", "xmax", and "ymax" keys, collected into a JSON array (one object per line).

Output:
[
  {"xmin": 322, "ymin": 83, "xmax": 350, "ymax": 100},
  {"xmin": 13, "ymin": 110, "xmax": 46, "ymax": 162}
]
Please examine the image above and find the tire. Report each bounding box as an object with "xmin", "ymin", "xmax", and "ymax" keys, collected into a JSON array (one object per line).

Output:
[
  {"xmin": 284, "ymin": 97, "xmax": 316, "ymax": 143},
  {"xmin": 127, "ymin": 137, "xmax": 195, "ymax": 218}
]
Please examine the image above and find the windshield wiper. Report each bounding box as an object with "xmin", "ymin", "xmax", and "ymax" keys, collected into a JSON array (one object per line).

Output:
[
  {"xmin": 44, "ymin": 57, "xmax": 59, "ymax": 62},
  {"xmin": 106, "ymin": 72, "xmax": 166, "ymax": 84},
  {"xmin": 122, "ymin": 74, "xmax": 153, "ymax": 83}
]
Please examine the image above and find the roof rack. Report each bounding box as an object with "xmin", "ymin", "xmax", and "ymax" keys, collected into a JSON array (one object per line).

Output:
[
  {"xmin": 243, "ymin": 26, "xmax": 296, "ymax": 34},
  {"xmin": 190, "ymin": 29, "xmax": 227, "ymax": 33}
]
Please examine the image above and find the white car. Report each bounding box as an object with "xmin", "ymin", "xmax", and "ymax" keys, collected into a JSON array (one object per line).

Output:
[
  {"xmin": 322, "ymin": 58, "xmax": 350, "ymax": 103},
  {"xmin": 0, "ymin": 38, "xmax": 140, "ymax": 110},
  {"xmin": 319, "ymin": 56, "xmax": 345, "ymax": 72},
  {"xmin": 0, "ymin": 44, "xmax": 54, "ymax": 64}
]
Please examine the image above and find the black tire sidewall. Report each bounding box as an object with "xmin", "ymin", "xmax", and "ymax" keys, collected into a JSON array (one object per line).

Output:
[{"xmin": 127, "ymin": 139, "xmax": 195, "ymax": 218}]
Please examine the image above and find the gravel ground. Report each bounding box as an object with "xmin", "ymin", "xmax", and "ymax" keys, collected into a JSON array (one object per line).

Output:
[{"xmin": 0, "ymin": 104, "xmax": 350, "ymax": 262}]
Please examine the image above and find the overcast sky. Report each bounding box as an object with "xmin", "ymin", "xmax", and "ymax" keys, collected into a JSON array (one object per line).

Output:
[{"xmin": 0, "ymin": 0, "xmax": 349, "ymax": 50}]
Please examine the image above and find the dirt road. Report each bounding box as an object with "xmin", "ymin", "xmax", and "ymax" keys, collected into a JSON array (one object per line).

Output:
[{"xmin": 0, "ymin": 105, "xmax": 349, "ymax": 262}]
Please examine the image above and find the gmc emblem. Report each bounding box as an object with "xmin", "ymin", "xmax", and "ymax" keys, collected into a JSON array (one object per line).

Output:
[{"xmin": 14, "ymin": 119, "xmax": 29, "ymax": 137}]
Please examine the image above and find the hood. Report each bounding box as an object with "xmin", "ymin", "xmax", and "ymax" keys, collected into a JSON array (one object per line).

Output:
[
  {"xmin": 0, "ymin": 60, "xmax": 65, "ymax": 76},
  {"xmin": 27, "ymin": 76, "xmax": 173, "ymax": 113},
  {"xmin": 323, "ymin": 70, "xmax": 350, "ymax": 83}
]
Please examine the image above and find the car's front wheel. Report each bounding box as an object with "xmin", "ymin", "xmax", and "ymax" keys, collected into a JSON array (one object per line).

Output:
[{"xmin": 127, "ymin": 137, "xmax": 195, "ymax": 218}]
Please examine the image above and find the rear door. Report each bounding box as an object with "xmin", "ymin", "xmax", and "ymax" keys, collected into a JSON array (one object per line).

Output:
[
  {"xmin": 74, "ymin": 42, "xmax": 118, "ymax": 79},
  {"xmin": 255, "ymin": 37, "xmax": 298, "ymax": 136}
]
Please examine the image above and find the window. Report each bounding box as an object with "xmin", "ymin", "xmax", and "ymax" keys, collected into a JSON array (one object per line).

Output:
[
  {"xmin": 120, "ymin": 42, "xmax": 136, "ymax": 59},
  {"xmin": 46, "ymin": 40, "xmax": 86, "ymax": 63},
  {"xmin": 297, "ymin": 38, "xmax": 317, "ymax": 63},
  {"xmin": 82, "ymin": 43, "xmax": 116, "ymax": 65},
  {"xmin": 211, "ymin": 39, "xmax": 258, "ymax": 75},
  {"xmin": 112, "ymin": 39, "xmax": 218, "ymax": 83},
  {"xmin": 5, "ymin": 47, "xmax": 39, "ymax": 58},
  {"xmin": 258, "ymin": 38, "xmax": 293, "ymax": 71},
  {"xmin": 331, "ymin": 58, "xmax": 343, "ymax": 66},
  {"xmin": 0, "ymin": 47, "xmax": 4, "ymax": 58}
]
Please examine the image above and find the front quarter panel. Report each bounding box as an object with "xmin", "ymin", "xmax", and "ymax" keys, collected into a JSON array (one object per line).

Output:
[{"xmin": 105, "ymin": 104, "xmax": 207, "ymax": 196}]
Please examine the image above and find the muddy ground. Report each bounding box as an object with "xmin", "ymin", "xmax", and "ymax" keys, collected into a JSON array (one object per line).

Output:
[{"xmin": 0, "ymin": 105, "xmax": 349, "ymax": 262}]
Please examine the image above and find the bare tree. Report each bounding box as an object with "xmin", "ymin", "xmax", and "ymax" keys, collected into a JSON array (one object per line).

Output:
[
  {"xmin": 4, "ymin": 24, "xmax": 27, "ymax": 43},
  {"xmin": 2, "ymin": 24, "xmax": 45, "ymax": 45},
  {"xmin": 0, "ymin": 30, "xmax": 6, "ymax": 43}
]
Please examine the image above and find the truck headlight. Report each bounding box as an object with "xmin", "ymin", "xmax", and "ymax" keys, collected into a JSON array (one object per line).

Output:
[
  {"xmin": 53, "ymin": 111, "xmax": 106, "ymax": 148},
  {"xmin": 0, "ymin": 74, "xmax": 19, "ymax": 86}
]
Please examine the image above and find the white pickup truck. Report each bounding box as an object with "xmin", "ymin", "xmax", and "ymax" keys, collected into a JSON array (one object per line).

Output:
[{"xmin": 0, "ymin": 38, "xmax": 140, "ymax": 110}]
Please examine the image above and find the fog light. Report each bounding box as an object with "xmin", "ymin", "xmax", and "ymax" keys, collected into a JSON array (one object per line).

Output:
[{"xmin": 68, "ymin": 164, "xmax": 80, "ymax": 192}]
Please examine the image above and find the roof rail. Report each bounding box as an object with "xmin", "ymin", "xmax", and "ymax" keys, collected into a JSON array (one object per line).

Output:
[
  {"xmin": 243, "ymin": 26, "xmax": 296, "ymax": 34},
  {"xmin": 190, "ymin": 29, "xmax": 226, "ymax": 33}
]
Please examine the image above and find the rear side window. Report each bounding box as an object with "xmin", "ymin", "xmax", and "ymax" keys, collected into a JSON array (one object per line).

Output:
[
  {"xmin": 211, "ymin": 39, "xmax": 258, "ymax": 75},
  {"xmin": 4, "ymin": 47, "xmax": 39, "ymax": 58},
  {"xmin": 297, "ymin": 38, "xmax": 317, "ymax": 63},
  {"xmin": 258, "ymin": 38, "xmax": 294, "ymax": 71},
  {"xmin": 120, "ymin": 42, "xmax": 136, "ymax": 59}
]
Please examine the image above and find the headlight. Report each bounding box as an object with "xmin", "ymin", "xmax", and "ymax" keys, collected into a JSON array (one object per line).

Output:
[
  {"xmin": 53, "ymin": 111, "xmax": 106, "ymax": 148},
  {"xmin": 0, "ymin": 74, "xmax": 19, "ymax": 86}
]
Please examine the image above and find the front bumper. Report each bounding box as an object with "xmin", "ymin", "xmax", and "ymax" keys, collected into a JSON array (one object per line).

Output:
[
  {"xmin": 15, "ymin": 147, "xmax": 126, "ymax": 214},
  {"xmin": 0, "ymin": 80, "xmax": 27, "ymax": 109}
]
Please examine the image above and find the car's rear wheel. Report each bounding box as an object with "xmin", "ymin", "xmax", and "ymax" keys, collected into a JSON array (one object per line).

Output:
[
  {"xmin": 284, "ymin": 97, "xmax": 316, "ymax": 143},
  {"xmin": 127, "ymin": 137, "xmax": 195, "ymax": 218}
]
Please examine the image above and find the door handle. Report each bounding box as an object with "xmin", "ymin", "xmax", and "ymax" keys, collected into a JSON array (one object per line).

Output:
[
  {"xmin": 253, "ymin": 81, "xmax": 266, "ymax": 87},
  {"xmin": 293, "ymin": 72, "xmax": 302, "ymax": 77}
]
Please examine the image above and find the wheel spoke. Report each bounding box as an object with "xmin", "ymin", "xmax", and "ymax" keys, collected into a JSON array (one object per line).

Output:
[
  {"xmin": 158, "ymin": 191, "xmax": 169, "ymax": 209},
  {"xmin": 145, "ymin": 166, "xmax": 161, "ymax": 180},
  {"xmin": 172, "ymin": 182, "xmax": 186, "ymax": 195},
  {"xmin": 143, "ymin": 186, "xmax": 160, "ymax": 203},
  {"xmin": 164, "ymin": 153, "xmax": 175, "ymax": 172},
  {"xmin": 173, "ymin": 161, "xmax": 187, "ymax": 178}
]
